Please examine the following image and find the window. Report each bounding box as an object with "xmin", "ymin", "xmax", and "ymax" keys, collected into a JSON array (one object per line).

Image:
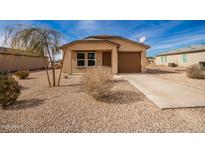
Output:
[
  {"xmin": 160, "ymin": 56, "xmax": 164, "ymax": 63},
  {"xmin": 77, "ymin": 52, "xmax": 85, "ymax": 66},
  {"xmin": 182, "ymin": 54, "xmax": 187, "ymax": 63},
  {"xmin": 76, "ymin": 52, "xmax": 96, "ymax": 67},
  {"xmin": 77, "ymin": 52, "xmax": 85, "ymax": 59},
  {"xmin": 77, "ymin": 60, "xmax": 85, "ymax": 66},
  {"xmin": 164, "ymin": 56, "xmax": 167, "ymax": 62},
  {"xmin": 87, "ymin": 52, "xmax": 96, "ymax": 66}
]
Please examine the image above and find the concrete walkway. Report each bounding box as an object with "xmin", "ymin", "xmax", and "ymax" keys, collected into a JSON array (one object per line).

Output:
[{"xmin": 120, "ymin": 74, "xmax": 205, "ymax": 109}]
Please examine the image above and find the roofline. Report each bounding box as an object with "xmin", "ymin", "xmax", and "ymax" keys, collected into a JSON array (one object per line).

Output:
[
  {"xmin": 59, "ymin": 39, "xmax": 121, "ymax": 50},
  {"xmin": 156, "ymin": 49, "xmax": 205, "ymax": 56},
  {"xmin": 85, "ymin": 35, "xmax": 150, "ymax": 49}
]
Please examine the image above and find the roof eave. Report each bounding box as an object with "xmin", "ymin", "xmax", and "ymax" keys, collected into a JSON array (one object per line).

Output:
[
  {"xmin": 59, "ymin": 40, "xmax": 121, "ymax": 50},
  {"xmin": 85, "ymin": 35, "xmax": 150, "ymax": 49},
  {"xmin": 156, "ymin": 49, "xmax": 205, "ymax": 56}
]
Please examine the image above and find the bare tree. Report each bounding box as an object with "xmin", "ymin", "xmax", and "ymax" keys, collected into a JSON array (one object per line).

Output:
[{"xmin": 5, "ymin": 24, "xmax": 62, "ymax": 87}]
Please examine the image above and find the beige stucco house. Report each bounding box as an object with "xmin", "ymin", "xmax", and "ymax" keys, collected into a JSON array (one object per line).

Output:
[
  {"xmin": 0, "ymin": 47, "xmax": 48, "ymax": 72},
  {"xmin": 155, "ymin": 45, "xmax": 205, "ymax": 67},
  {"xmin": 59, "ymin": 35, "xmax": 150, "ymax": 74}
]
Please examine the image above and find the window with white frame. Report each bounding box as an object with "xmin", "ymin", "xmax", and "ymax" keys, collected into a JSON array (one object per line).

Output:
[
  {"xmin": 160, "ymin": 56, "xmax": 164, "ymax": 63},
  {"xmin": 164, "ymin": 56, "xmax": 167, "ymax": 62},
  {"xmin": 87, "ymin": 52, "xmax": 96, "ymax": 66},
  {"xmin": 77, "ymin": 52, "xmax": 85, "ymax": 66},
  {"xmin": 76, "ymin": 52, "xmax": 96, "ymax": 67},
  {"xmin": 182, "ymin": 54, "xmax": 187, "ymax": 63}
]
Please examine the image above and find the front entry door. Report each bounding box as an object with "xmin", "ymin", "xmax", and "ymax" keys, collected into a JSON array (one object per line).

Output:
[{"xmin": 102, "ymin": 52, "xmax": 111, "ymax": 67}]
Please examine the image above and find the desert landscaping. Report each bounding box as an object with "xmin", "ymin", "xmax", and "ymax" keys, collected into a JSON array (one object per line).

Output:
[
  {"xmin": 1, "ymin": 69, "xmax": 205, "ymax": 133},
  {"xmin": 0, "ymin": 23, "xmax": 205, "ymax": 133}
]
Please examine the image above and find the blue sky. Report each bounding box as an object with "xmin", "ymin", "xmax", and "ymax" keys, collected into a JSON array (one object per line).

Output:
[{"xmin": 0, "ymin": 20, "xmax": 205, "ymax": 57}]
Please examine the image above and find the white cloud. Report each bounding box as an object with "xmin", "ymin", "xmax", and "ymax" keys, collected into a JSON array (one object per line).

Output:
[
  {"xmin": 0, "ymin": 33, "xmax": 4, "ymax": 46},
  {"xmin": 129, "ymin": 21, "xmax": 184, "ymax": 41},
  {"xmin": 0, "ymin": 20, "xmax": 40, "ymax": 46},
  {"xmin": 0, "ymin": 30, "xmax": 8, "ymax": 47},
  {"xmin": 127, "ymin": 21, "xmax": 205, "ymax": 56}
]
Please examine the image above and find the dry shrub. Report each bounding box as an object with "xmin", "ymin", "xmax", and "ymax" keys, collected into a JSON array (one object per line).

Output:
[
  {"xmin": 186, "ymin": 64, "xmax": 205, "ymax": 79},
  {"xmin": 15, "ymin": 71, "xmax": 30, "ymax": 79},
  {"xmin": 81, "ymin": 66, "xmax": 114, "ymax": 98},
  {"xmin": 0, "ymin": 74, "xmax": 21, "ymax": 107}
]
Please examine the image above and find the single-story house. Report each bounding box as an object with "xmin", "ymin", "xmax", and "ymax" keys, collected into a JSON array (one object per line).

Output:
[
  {"xmin": 155, "ymin": 45, "xmax": 205, "ymax": 67},
  {"xmin": 59, "ymin": 35, "xmax": 150, "ymax": 74},
  {"xmin": 0, "ymin": 47, "xmax": 48, "ymax": 72}
]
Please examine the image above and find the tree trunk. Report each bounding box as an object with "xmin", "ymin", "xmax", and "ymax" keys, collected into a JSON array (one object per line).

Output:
[
  {"xmin": 43, "ymin": 55, "xmax": 51, "ymax": 87},
  {"xmin": 57, "ymin": 51, "xmax": 65, "ymax": 86},
  {"xmin": 51, "ymin": 48, "xmax": 56, "ymax": 87},
  {"xmin": 52, "ymin": 63, "xmax": 56, "ymax": 86},
  {"xmin": 50, "ymin": 58, "xmax": 56, "ymax": 86},
  {"xmin": 44, "ymin": 37, "xmax": 56, "ymax": 87},
  {"xmin": 48, "ymin": 54, "xmax": 55, "ymax": 87}
]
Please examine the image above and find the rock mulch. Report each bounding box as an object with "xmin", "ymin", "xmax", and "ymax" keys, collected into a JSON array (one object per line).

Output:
[{"xmin": 0, "ymin": 70, "xmax": 205, "ymax": 132}]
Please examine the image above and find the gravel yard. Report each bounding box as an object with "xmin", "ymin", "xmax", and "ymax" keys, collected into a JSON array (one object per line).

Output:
[
  {"xmin": 147, "ymin": 65, "xmax": 205, "ymax": 91},
  {"xmin": 0, "ymin": 70, "xmax": 205, "ymax": 133}
]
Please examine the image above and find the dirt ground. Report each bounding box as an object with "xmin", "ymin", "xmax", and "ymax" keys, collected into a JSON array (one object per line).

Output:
[{"xmin": 0, "ymin": 69, "xmax": 205, "ymax": 133}]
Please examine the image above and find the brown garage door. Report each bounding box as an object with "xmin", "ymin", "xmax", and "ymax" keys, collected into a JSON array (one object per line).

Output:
[{"xmin": 118, "ymin": 52, "xmax": 141, "ymax": 73}]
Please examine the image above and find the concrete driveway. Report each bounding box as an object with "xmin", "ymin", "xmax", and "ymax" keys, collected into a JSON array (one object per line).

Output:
[{"xmin": 120, "ymin": 74, "xmax": 205, "ymax": 109}]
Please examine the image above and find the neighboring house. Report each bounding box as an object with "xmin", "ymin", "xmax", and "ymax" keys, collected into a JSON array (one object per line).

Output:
[
  {"xmin": 0, "ymin": 47, "xmax": 48, "ymax": 72},
  {"xmin": 155, "ymin": 45, "xmax": 205, "ymax": 67},
  {"xmin": 59, "ymin": 35, "xmax": 150, "ymax": 74}
]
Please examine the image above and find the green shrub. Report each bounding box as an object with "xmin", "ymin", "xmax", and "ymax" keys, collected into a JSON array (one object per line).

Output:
[
  {"xmin": 0, "ymin": 74, "xmax": 21, "ymax": 107},
  {"xmin": 186, "ymin": 64, "xmax": 205, "ymax": 79},
  {"xmin": 15, "ymin": 71, "xmax": 30, "ymax": 79},
  {"xmin": 81, "ymin": 66, "xmax": 114, "ymax": 99}
]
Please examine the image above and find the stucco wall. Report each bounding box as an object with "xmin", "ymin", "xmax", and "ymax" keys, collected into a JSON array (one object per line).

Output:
[
  {"xmin": 0, "ymin": 54, "xmax": 47, "ymax": 72},
  {"xmin": 155, "ymin": 51, "xmax": 205, "ymax": 66}
]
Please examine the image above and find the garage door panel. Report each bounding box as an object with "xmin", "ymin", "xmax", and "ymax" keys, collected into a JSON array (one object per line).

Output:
[{"xmin": 118, "ymin": 52, "xmax": 141, "ymax": 73}]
